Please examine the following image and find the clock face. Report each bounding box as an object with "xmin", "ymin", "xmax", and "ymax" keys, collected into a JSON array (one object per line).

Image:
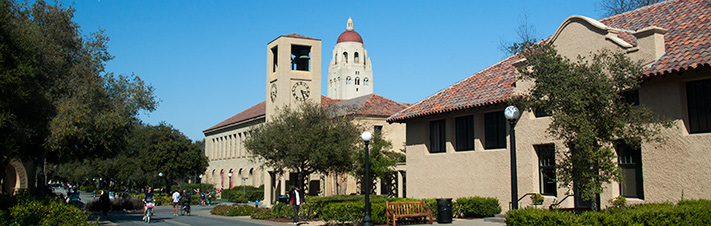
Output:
[
  {"xmin": 291, "ymin": 81, "xmax": 310, "ymax": 101},
  {"xmin": 270, "ymin": 83, "xmax": 277, "ymax": 102}
]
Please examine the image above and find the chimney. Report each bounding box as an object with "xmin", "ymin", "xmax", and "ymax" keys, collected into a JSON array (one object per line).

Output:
[{"xmin": 633, "ymin": 26, "xmax": 668, "ymax": 61}]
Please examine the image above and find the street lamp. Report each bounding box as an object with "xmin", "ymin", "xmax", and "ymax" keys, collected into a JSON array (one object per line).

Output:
[
  {"xmin": 199, "ymin": 174, "xmax": 204, "ymax": 194},
  {"xmin": 504, "ymin": 106, "xmax": 521, "ymax": 210},
  {"xmin": 228, "ymin": 173, "xmax": 233, "ymax": 189},
  {"xmin": 361, "ymin": 131, "xmax": 373, "ymax": 226},
  {"xmin": 158, "ymin": 172, "xmax": 164, "ymax": 194},
  {"xmin": 241, "ymin": 177, "xmax": 249, "ymax": 200}
]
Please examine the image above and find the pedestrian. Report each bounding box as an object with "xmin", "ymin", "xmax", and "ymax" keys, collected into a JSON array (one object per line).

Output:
[
  {"xmin": 99, "ymin": 190, "xmax": 111, "ymax": 217},
  {"xmin": 289, "ymin": 187, "xmax": 305, "ymax": 225},
  {"xmin": 200, "ymin": 190, "xmax": 206, "ymax": 206},
  {"xmin": 172, "ymin": 189, "xmax": 181, "ymax": 216}
]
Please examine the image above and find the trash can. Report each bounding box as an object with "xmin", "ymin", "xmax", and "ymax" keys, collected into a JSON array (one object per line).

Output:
[
  {"xmin": 436, "ymin": 198, "xmax": 452, "ymax": 223},
  {"xmin": 279, "ymin": 196, "xmax": 288, "ymax": 203}
]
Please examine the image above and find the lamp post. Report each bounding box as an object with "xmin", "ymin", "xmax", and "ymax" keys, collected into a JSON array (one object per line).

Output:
[
  {"xmin": 504, "ymin": 106, "xmax": 521, "ymax": 210},
  {"xmin": 158, "ymin": 172, "xmax": 164, "ymax": 194},
  {"xmin": 228, "ymin": 173, "xmax": 233, "ymax": 189},
  {"xmin": 241, "ymin": 177, "xmax": 249, "ymax": 200},
  {"xmin": 199, "ymin": 174, "xmax": 204, "ymax": 194},
  {"xmin": 361, "ymin": 131, "xmax": 373, "ymax": 226}
]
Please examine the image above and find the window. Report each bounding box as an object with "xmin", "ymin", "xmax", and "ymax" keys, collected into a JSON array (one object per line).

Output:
[
  {"xmin": 346, "ymin": 76, "xmax": 351, "ymax": 84},
  {"xmin": 621, "ymin": 90, "xmax": 640, "ymax": 106},
  {"xmin": 484, "ymin": 111, "xmax": 506, "ymax": 149},
  {"xmin": 687, "ymin": 78, "xmax": 711, "ymax": 133},
  {"xmin": 355, "ymin": 77, "xmax": 360, "ymax": 85},
  {"xmin": 374, "ymin": 125, "xmax": 383, "ymax": 135},
  {"xmin": 534, "ymin": 108, "xmax": 552, "ymax": 118},
  {"xmin": 364, "ymin": 78, "xmax": 369, "ymax": 86},
  {"xmin": 617, "ymin": 141, "xmax": 644, "ymax": 199},
  {"xmin": 429, "ymin": 120, "xmax": 446, "ymax": 153},
  {"xmin": 355, "ymin": 52, "xmax": 359, "ymax": 63},
  {"xmin": 455, "ymin": 115, "xmax": 474, "ymax": 151},
  {"xmin": 535, "ymin": 144, "xmax": 557, "ymax": 196},
  {"xmin": 343, "ymin": 52, "xmax": 348, "ymax": 63}
]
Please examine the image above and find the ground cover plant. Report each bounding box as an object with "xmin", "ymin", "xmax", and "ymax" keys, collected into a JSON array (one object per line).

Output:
[
  {"xmin": 506, "ymin": 199, "xmax": 711, "ymax": 225},
  {"xmin": 0, "ymin": 194, "xmax": 93, "ymax": 226}
]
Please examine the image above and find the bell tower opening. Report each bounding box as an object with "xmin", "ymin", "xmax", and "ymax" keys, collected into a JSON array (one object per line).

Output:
[{"xmin": 291, "ymin": 45, "xmax": 311, "ymax": 71}]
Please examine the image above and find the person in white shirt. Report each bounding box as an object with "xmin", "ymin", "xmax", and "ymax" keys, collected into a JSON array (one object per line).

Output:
[
  {"xmin": 289, "ymin": 187, "xmax": 305, "ymax": 225},
  {"xmin": 172, "ymin": 190, "xmax": 181, "ymax": 216}
]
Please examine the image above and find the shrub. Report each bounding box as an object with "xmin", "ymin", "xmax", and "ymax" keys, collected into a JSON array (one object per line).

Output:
[
  {"xmin": 609, "ymin": 196, "xmax": 626, "ymax": 208},
  {"xmin": 210, "ymin": 204, "xmax": 231, "ymax": 215},
  {"xmin": 507, "ymin": 199, "xmax": 711, "ymax": 225},
  {"xmin": 455, "ymin": 196, "xmax": 501, "ymax": 218},
  {"xmin": 222, "ymin": 185, "xmax": 264, "ymax": 203},
  {"xmin": 5, "ymin": 195, "xmax": 92, "ymax": 226},
  {"xmin": 531, "ymin": 194, "xmax": 544, "ymax": 205},
  {"xmin": 211, "ymin": 204, "xmax": 259, "ymax": 216},
  {"xmin": 251, "ymin": 208, "xmax": 276, "ymax": 219}
]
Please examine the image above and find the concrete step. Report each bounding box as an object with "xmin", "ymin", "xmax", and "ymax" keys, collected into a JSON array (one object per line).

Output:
[{"xmin": 483, "ymin": 214, "xmax": 506, "ymax": 223}]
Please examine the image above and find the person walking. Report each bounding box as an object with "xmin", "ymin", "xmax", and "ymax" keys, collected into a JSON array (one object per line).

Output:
[
  {"xmin": 172, "ymin": 189, "xmax": 181, "ymax": 216},
  {"xmin": 289, "ymin": 187, "xmax": 305, "ymax": 225},
  {"xmin": 99, "ymin": 190, "xmax": 111, "ymax": 217}
]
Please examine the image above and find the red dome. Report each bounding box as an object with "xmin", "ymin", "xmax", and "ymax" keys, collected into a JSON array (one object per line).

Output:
[{"xmin": 337, "ymin": 31, "xmax": 363, "ymax": 43}]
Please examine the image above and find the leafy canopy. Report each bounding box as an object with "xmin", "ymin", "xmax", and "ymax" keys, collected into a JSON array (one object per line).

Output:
[
  {"xmin": 512, "ymin": 43, "xmax": 672, "ymax": 206},
  {"xmin": 244, "ymin": 101, "xmax": 360, "ymax": 188}
]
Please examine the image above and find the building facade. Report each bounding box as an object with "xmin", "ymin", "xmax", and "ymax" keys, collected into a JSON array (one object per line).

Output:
[
  {"xmin": 204, "ymin": 19, "xmax": 408, "ymax": 206},
  {"xmin": 388, "ymin": 0, "xmax": 711, "ymax": 211}
]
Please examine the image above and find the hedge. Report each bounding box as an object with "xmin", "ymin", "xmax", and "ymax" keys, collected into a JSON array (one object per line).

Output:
[
  {"xmin": 506, "ymin": 199, "xmax": 711, "ymax": 226},
  {"xmin": 455, "ymin": 196, "xmax": 501, "ymax": 218},
  {"xmin": 221, "ymin": 185, "xmax": 264, "ymax": 203},
  {"xmin": 211, "ymin": 204, "xmax": 258, "ymax": 216},
  {"xmin": 0, "ymin": 195, "xmax": 92, "ymax": 226}
]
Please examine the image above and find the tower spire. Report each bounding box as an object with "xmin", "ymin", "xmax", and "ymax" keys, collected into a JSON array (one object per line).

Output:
[{"xmin": 346, "ymin": 17, "xmax": 354, "ymax": 31}]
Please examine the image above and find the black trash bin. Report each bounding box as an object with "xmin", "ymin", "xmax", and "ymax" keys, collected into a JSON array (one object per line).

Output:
[
  {"xmin": 279, "ymin": 196, "xmax": 288, "ymax": 203},
  {"xmin": 436, "ymin": 198, "xmax": 452, "ymax": 223}
]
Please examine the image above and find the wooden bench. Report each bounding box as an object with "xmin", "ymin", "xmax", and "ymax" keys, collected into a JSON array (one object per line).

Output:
[{"xmin": 386, "ymin": 200, "xmax": 434, "ymax": 226}]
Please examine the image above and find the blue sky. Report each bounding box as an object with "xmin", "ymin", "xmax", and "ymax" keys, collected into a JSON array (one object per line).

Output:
[{"xmin": 62, "ymin": 0, "xmax": 602, "ymax": 141}]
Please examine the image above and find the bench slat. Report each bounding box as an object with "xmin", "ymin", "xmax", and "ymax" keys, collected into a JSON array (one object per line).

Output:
[{"xmin": 385, "ymin": 200, "xmax": 433, "ymax": 226}]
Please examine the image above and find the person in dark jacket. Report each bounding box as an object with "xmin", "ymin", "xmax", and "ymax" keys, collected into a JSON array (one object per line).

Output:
[
  {"xmin": 99, "ymin": 190, "xmax": 111, "ymax": 217},
  {"xmin": 289, "ymin": 187, "xmax": 305, "ymax": 225}
]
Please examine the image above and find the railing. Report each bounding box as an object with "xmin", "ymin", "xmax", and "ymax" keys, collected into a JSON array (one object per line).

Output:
[
  {"xmin": 549, "ymin": 194, "xmax": 574, "ymax": 209},
  {"xmin": 508, "ymin": 193, "xmax": 539, "ymax": 210}
]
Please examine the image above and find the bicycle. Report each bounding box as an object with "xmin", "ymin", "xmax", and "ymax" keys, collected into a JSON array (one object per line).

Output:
[
  {"xmin": 144, "ymin": 202, "xmax": 155, "ymax": 223},
  {"xmin": 180, "ymin": 200, "xmax": 191, "ymax": 216}
]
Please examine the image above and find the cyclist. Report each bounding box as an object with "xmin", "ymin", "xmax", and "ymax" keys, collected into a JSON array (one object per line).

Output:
[
  {"xmin": 181, "ymin": 189, "xmax": 191, "ymax": 215},
  {"xmin": 143, "ymin": 187, "xmax": 155, "ymax": 221}
]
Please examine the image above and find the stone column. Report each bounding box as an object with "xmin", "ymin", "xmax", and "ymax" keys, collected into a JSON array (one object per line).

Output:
[{"xmin": 397, "ymin": 171, "xmax": 404, "ymax": 198}]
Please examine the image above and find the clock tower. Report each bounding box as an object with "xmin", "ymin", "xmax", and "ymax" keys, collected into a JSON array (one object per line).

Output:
[{"xmin": 266, "ymin": 34, "xmax": 322, "ymax": 121}]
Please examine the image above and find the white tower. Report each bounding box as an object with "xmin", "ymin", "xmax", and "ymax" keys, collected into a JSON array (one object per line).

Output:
[{"xmin": 327, "ymin": 17, "xmax": 373, "ymax": 100}]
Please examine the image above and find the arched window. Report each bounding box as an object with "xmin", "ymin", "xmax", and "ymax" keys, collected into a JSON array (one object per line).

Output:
[
  {"xmin": 354, "ymin": 52, "xmax": 359, "ymax": 63},
  {"xmin": 346, "ymin": 76, "xmax": 352, "ymax": 84},
  {"xmin": 355, "ymin": 77, "xmax": 360, "ymax": 85},
  {"xmin": 343, "ymin": 52, "xmax": 348, "ymax": 63},
  {"xmin": 364, "ymin": 77, "xmax": 369, "ymax": 86},
  {"xmin": 334, "ymin": 54, "xmax": 337, "ymax": 64}
]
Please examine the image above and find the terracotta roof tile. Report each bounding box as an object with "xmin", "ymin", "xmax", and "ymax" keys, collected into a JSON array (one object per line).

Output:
[
  {"xmin": 282, "ymin": 33, "xmax": 319, "ymax": 40},
  {"xmin": 388, "ymin": 0, "xmax": 711, "ymax": 123},
  {"xmin": 600, "ymin": 0, "xmax": 711, "ymax": 77},
  {"xmin": 204, "ymin": 101, "xmax": 266, "ymax": 133},
  {"xmin": 206, "ymin": 94, "xmax": 408, "ymax": 133}
]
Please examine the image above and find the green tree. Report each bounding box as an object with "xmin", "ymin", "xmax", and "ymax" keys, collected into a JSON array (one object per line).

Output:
[
  {"xmin": 136, "ymin": 123, "xmax": 208, "ymax": 192},
  {"xmin": 244, "ymin": 101, "xmax": 360, "ymax": 191},
  {"xmin": 512, "ymin": 43, "xmax": 672, "ymax": 210},
  {"xmin": 351, "ymin": 133, "xmax": 404, "ymax": 194},
  {"xmin": 0, "ymin": 0, "xmax": 157, "ymax": 194}
]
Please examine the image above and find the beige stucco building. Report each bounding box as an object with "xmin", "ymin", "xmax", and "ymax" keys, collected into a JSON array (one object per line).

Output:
[
  {"xmin": 388, "ymin": 0, "xmax": 711, "ymax": 211},
  {"xmin": 203, "ymin": 19, "xmax": 408, "ymax": 206}
]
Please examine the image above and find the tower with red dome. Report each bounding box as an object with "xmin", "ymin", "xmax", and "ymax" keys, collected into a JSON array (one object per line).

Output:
[{"xmin": 327, "ymin": 17, "xmax": 373, "ymax": 99}]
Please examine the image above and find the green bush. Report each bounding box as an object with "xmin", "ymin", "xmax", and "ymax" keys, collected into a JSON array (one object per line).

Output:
[
  {"xmin": 222, "ymin": 185, "xmax": 264, "ymax": 203},
  {"xmin": 5, "ymin": 195, "xmax": 92, "ymax": 226},
  {"xmin": 455, "ymin": 196, "xmax": 501, "ymax": 218},
  {"xmin": 80, "ymin": 186, "xmax": 95, "ymax": 193},
  {"xmin": 210, "ymin": 204, "xmax": 259, "ymax": 216},
  {"xmin": 507, "ymin": 199, "xmax": 711, "ymax": 225},
  {"xmin": 251, "ymin": 208, "xmax": 276, "ymax": 219},
  {"xmin": 210, "ymin": 204, "xmax": 231, "ymax": 215}
]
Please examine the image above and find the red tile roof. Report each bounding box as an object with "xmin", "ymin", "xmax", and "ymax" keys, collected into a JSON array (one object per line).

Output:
[
  {"xmin": 204, "ymin": 101, "xmax": 266, "ymax": 133},
  {"xmin": 388, "ymin": 0, "xmax": 711, "ymax": 123},
  {"xmin": 387, "ymin": 55, "xmax": 520, "ymax": 123},
  {"xmin": 337, "ymin": 30, "xmax": 364, "ymax": 44},
  {"xmin": 282, "ymin": 33, "xmax": 319, "ymax": 40},
  {"xmin": 600, "ymin": 0, "xmax": 711, "ymax": 77},
  {"xmin": 206, "ymin": 95, "xmax": 408, "ymax": 133}
]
